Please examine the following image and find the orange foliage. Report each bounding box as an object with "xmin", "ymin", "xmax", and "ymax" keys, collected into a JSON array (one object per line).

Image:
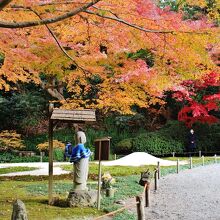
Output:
[
  {"xmin": 0, "ymin": 0, "xmax": 219, "ymax": 113},
  {"xmin": 0, "ymin": 130, "xmax": 25, "ymax": 150},
  {"xmin": 37, "ymin": 140, "xmax": 65, "ymax": 151}
]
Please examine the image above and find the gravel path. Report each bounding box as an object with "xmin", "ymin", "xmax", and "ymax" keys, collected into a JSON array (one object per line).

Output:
[{"xmin": 144, "ymin": 164, "xmax": 220, "ymax": 220}]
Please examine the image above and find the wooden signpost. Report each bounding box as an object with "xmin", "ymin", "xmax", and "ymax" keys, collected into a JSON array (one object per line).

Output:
[{"xmin": 48, "ymin": 105, "xmax": 96, "ymax": 205}]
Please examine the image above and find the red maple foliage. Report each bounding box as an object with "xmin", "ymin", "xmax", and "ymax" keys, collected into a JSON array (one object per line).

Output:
[{"xmin": 172, "ymin": 71, "xmax": 220, "ymax": 127}]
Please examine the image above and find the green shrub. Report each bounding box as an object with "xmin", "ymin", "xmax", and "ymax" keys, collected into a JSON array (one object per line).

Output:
[
  {"xmin": 115, "ymin": 138, "xmax": 133, "ymax": 154},
  {"xmin": 0, "ymin": 152, "xmax": 15, "ymax": 163},
  {"xmin": 53, "ymin": 148, "xmax": 64, "ymax": 162},
  {"xmin": 0, "ymin": 152, "xmax": 48, "ymax": 163},
  {"xmin": 194, "ymin": 123, "xmax": 220, "ymax": 152},
  {"xmin": 132, "ymin": 132, "xmax": 184, "ymax": 155},
  {"xmin": 154, "ymin": 121, "xmax": 187, "ymax": 144}
]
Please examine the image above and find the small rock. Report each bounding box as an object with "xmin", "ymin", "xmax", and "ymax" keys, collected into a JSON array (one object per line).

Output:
[{"xmin": 11, "ymin": 199, "xmax": 28, "ymax": 220}]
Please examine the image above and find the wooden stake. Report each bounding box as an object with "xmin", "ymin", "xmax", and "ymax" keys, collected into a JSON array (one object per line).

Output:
[
  {"xmin": 40, "ymin": 151, "xmax": 43, "ymax": 163},
  {"xmin": 202, "ymin": 155, "xmax": 204, "ymax": 166},
  {"xmin": 114, "ymin": 154, "xmax": 117, "ymax": 160},
  {"xmin": 154, "ymin": 169, "xmax": 158, "ymax": 191},
  {"xmin": 190, "ymin": 157, "xmax": 192, "ymax": 169},
  {"xmin": 144, "ymin": 183, "xmax": 150, "ymax": 207},
  {"xmin": 214, "ymin": 154, "xmax": 217, "ymax": 163},
  {"xmin": 177, "ymin": 159, "xmax": 179, "ymax": 174},
  {"xmin": 97, "ymin": 141, "xmax": 102, "ymax": 210},
  {"xmin": 136, "ymin": 196, "xmax": 145, "ymax": 220},
  {"xmin": 157, "ymin": 161, "xmax": 160, "ymax": 180}
]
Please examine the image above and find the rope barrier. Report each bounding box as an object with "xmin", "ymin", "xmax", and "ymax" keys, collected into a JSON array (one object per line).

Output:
[
  {"xmin": 115, "ymin": 151, "xmax": 220, "ymax": 158},
  {"xmin": 93, "ymin": 201, "xmax": 139, "ymax": 220}
]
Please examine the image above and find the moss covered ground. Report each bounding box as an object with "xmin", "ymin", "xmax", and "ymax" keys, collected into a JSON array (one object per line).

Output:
[{"xmin": 0, "ymin": 166, "xmax": 37, "ymax": 175}]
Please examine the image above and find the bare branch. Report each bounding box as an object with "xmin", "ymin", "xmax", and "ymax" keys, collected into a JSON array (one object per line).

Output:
[
  {"xmin": 0, "ymin": 0, "xmax": 13, "ymax": 10},
  {"xmin": 0, "ymin": 0, "xmax": 100, "ymax": 28},
  {"xmin": 85, "ymin": 9, "xmax": 173, "ymax": 34},
  {"xmin": 92, "ymin": 5, "xmax": 119, "ymax": 18},
  {"xmin": 10, "ymin": 1, "xmax": 85, "ymax": 8},
  {"xmin": 39, "ymin": 1, "xmax": 85, "ymax": 6},
  {"xmin": 85, "ymin": 9, "xmax": 212, "ymax": 35}
]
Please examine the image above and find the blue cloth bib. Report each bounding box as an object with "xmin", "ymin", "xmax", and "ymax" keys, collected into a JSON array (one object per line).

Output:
[{"xmin": 70, "ymin": 143, "xmax": 91, "ymax": 163}]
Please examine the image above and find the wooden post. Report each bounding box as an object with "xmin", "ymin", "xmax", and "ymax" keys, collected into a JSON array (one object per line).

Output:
[
  {"xmin": 144, "ymin": 183, "xmax": 150, "ymax": 207},
  {"xmin": 48, "ymin": 102, "xmax": 54, "ymax": 205},
  {"xmin": 97, "ymin": 141, "xmax": 102, "ymax": 210},
  {"xmin": 157, "ymin": 161, "xmax": 160, "ymax": 179},
  {"xmin": 214, "ymin": 154, "xmax": 217, "ymax": 163},
  {"xmin": 48, "ymin": 119, "xmax": 53, "ymax": 205},
  {"xmin": 136, "ymin": 196, "xmax": 145, "ymax": 220},
  {"xmin": 114, "ymin": 154, "xmax": 117, "ymax": 160},
  {"xmin": 40, "ymin": 151, "xmax": 43, "ymax": 162},
  {"xmin": 177, "ymin": 159, "xmax": 179, "ymax": 174},
  {"xmin": 202, "ymin": 155, "xmax": 204, "ymax": 166},
  {"xmin": 199, "ymin": 151, "xmax": 201, "ymax": 158},
  {"xmin": 189, "ymin": 157, "xmax": 192, "ymax": 169},
  {"xmin": 172, "ymin": 152, "xmax": 175, "ymax": 157},
  {"xmin": 154, "ymin": 169, "xmax": 158, "ymax": 191}
]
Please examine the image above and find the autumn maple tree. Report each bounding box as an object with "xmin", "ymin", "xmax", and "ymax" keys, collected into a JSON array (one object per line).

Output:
[{"xmin": 0, "ymin": 0, "xmax": 219, "ymax": 114}]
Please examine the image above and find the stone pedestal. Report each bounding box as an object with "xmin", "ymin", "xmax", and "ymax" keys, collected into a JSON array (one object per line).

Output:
[{"xmin": 67, "ymin": 190, "xmax": 97, "ymax": 207}]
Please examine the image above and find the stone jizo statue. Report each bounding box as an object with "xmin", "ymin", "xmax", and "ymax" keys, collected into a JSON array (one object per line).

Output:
[
  {"xmin": 67, "ymin": 125, "xmax": 96, "ymax": 207},
  {"xmin": 70, "ymin": 125, "xmax": 91, "ymax": 191}
]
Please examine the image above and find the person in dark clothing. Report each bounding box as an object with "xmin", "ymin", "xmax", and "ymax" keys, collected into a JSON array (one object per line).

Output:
[
  {"xmin": 188, "ymin": 129, "xmax": 196, "ymax": 156},
  {"xmin": 64, "ymin": 142, "xmax": 72, "ymax": 161}
]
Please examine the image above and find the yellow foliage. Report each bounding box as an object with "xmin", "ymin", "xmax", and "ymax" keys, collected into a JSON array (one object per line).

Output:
[
  {"xmin": 37, "ymin": 140, "xmax": 65, "ymax": 151},
  {"xmin": 184, "ymin": 0, "xmax": 207, "ymax": 8},
  {"xmin": 0, "ymin": 130, "xmax": 25, "ymax": 150}
]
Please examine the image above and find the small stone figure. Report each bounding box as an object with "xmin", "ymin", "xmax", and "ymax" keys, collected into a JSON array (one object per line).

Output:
[{"xmin": 139, "ymin": 169, "xmax": 151, "ymax": 186}]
